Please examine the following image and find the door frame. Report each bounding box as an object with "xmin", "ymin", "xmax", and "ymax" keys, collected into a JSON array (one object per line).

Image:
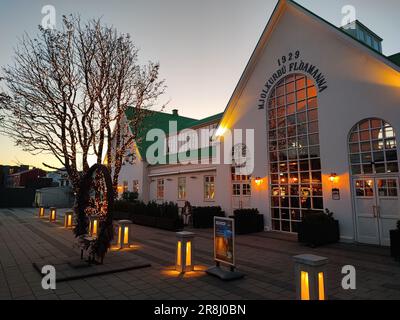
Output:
[{"xmin": 351, "ymin": 174, "xmax": 400, "ymax": 246}]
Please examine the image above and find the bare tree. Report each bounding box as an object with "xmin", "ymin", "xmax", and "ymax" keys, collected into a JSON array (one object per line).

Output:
[{"xmin": 0, "ymin": 15, "xmax": 165, "ymax": 196}]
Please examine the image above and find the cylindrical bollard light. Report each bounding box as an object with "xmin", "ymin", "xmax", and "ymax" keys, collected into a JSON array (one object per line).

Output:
[
  {"xmin": 38, "ymin": 207, "xmax": 45, "ymax": 218},
  {"xmin": 176, "ymin": 231, "xmax": 195, "ymax": 273},
  {"xmin": 49, "ymin": 207, "xmax": 57, "ymax": 222},
  {"xmin": 88, "ymin": 215, "xmax": 100, "ymax": 237},
  {"xmin": 64, "ymin": 211, "xmax": 74, "ymax": 228},
  {"xmin": 293, "ymin": 254, "xmax": 328, "ymax": 300}
]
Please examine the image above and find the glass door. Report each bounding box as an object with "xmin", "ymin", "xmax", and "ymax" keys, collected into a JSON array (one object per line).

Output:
[
  {"xmin": 353, "ymin": 177, "xmax": 400, "ymax": 246},
  {"xmin": 376, "ymin": 178, "xmax": 400, "ymax": 246},
  {"xmin": 231, "ymin": 167, "xmax": 251, "ymax": 210}
]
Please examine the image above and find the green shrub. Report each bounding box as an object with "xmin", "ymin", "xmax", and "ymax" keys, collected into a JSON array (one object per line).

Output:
[
  {"xmin": 192, "ymin": 206, "xmax": 225, "ymax": 228},
  {"xmin": 113, "ymin": 200, "xmax": 179, "ymax": 219},
  {"xmin": 122, "ymin": 192, "xmax": 138, "ymax": 202},
  {"xmin": 234, "ymin": 208, "xmax": 260, "ymax": 216}
]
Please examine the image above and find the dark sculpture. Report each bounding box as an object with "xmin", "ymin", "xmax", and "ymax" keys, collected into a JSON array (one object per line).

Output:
[{"xmin": 74, "ymin": 164, "xmax": 115, "ymax": 264}]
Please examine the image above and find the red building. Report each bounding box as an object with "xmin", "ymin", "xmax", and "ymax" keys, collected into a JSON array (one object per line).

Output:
[{"xmin": 6, "ymin": 168, "xmax": 47, "ymax": 188}]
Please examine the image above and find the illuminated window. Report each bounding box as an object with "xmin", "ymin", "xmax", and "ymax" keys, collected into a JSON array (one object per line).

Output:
[
  {"xmin": 204, "ymin": 176, "xmax": 215, "ymax": 200},
  {"xmin": 268, "ymin": 74, "xmax": 324, "ymax": 233},
  {"xmin": 178, "ymin": 177, "xmax": 186, "ymax": 200},
  {"xmin": 157, "ymin": 179, "xmax": 164, "ymax": 200},
  {"xmin": 133, "ymin": 180, "xmax": 139, "ymax": 193},
  {"xmin": 349, "ymin": 119, "xmax": 398, "ymax": 175},
  {"xmin": 123, "ymin": 181, "xmax": 129, "ymax": 193}
]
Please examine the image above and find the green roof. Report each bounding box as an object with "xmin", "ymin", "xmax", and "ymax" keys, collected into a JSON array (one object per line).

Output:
[
  {"xmin": 125, "ymin": 108, "xmax": 223, "ymax": 162},
  {"xmin": 185, "ymin": 112, "xmax": 224, "ymax": 128},
  {"xmin": 388, "ymin": 53, "xmax": 400, "ymax": 67}
]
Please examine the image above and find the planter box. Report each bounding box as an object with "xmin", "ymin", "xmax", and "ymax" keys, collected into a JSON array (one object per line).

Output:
[
  {"xmin": 298, "ymin": 219, "xmax": 340, "ymax": 247},
  {"xmin": 231, "ymin": 213, "xmax": 265, "ymax": 235},
  {"xmin": 390, "ymin": 230, "xmax": 400, "ymax": 260},
  {"xmin": 192, "ymin": 207, "xmax": 225, "ymax": 229}
]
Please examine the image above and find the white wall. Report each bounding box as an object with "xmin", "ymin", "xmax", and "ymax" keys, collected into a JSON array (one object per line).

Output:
[
  {"xmin": 219, "ymin": 5, "xmax": 400, "ymax": 240},
  {"xmin": 148, "ymin": 163, "xmax": 232, "ymax": 211}
]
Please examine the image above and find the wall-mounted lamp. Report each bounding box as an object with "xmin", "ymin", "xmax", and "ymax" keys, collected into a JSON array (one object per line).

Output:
[
  {"xmin": 255, "ymin": 177, "xmax": 263, "ymax": 186},
  {"xmin": 329, "ymin": 173, "xmax": 338, "ymax": 183}
]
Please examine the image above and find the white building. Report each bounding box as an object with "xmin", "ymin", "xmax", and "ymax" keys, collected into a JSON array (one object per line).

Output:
[{"xmin": 116, "ymin": 0, "xmax": 400, "ymax": 246}]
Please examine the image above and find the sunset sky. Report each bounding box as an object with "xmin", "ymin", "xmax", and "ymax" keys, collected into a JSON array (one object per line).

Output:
[{"xmin": 0, "ymin": 0, "xmax": 399, "ymax": 170}]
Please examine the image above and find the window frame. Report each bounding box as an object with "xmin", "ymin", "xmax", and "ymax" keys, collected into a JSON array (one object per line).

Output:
[
  {"xmin": 157, "ymin": 179, "xmax": 164, "ymax": 200},
  {"xmin": 178, "ymin": 177, "xmax": 187, "ymax": 200},
  {"xmin": 204, "ymin": 175, "xmax": 216, "ymax": 201}
]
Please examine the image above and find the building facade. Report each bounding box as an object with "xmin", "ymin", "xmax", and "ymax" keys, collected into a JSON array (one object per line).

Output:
[{"xmin": 116, "ymin": 0, "xmax": 400, "ymax": 246}]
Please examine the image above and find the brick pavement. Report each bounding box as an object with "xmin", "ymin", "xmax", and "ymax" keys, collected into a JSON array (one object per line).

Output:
[{"xmin": 0, "ymin": 208, "xmax": 399, "ymax": 300}]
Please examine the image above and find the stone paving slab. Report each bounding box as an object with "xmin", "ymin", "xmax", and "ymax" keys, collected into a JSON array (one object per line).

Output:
[
  {"xmin": 1, "ymin": 208, "xmax": 400, "ymax": 300},
  {"xmin": 32, "ymin": 255, "xmax": 151, "ymax": 282}
]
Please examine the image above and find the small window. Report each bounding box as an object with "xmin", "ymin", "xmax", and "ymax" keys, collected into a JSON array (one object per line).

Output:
[
  {"xmin": 123, "ymin": 181, "xmax": 129, "ymax": 193},
  {"xmin": 178, "ymin": 177, "xmax": 186, "ymax": 200},
  {"xmin": 243, "ymin": 184, "xmax": 251, "ymax": 196},
  {"xmin": 232, "ymin": 183, "xmax": 240, "ymax": 196},
  {"xmin": 157, "ymin": 179, "xmax": 164, "ymax": 200},
  {"xmin": 204, "ymin": 176, "xmax": 215, "ymax": 201}
]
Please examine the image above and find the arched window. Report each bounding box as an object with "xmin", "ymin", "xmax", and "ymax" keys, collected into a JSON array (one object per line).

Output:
[
  {"xmin": 349, "ymin": 118, "xmax": 398, "ymax": 175},
  {"xmin": 267, "ymin": 73, "xmax": 323, "ymax": 233}
]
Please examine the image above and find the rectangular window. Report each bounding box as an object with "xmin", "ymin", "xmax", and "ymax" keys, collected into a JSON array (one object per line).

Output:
[
  {"xmin": 123, "ymin": 181, "xmax": 129, "ymax": 193},
  {"xmin": 233, "ymin": 183, "xmax": 240, "ymax": 196},
  {"xmin": 133, "ymin": 180, "xmax": 139, "ymax": 194},
  {"xmin": 157, "ymin": 179, "xmax": 164, "ymax": 200},
  {"xmin": 204, "ymin": 176, "xmax": 215, "ymax": 201},
  {"xmin": 243, "ymin": 183, "xmax": 251, "ymax": 196},
  {"xmin": 178, "ymin": 177, "xmax": 186, "ymax": 200}
]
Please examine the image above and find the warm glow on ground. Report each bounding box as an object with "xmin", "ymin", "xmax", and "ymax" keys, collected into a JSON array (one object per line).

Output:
[
  {"xmin": 109, "ymin": 245, "xmax": 141, "ymax": 252},
  {"xmin": 161, "ymin": 265, "xmax": 208, "ymax": 278}
]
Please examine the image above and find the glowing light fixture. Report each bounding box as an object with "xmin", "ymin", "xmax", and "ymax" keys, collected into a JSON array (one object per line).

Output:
[
  {"xmin": 255, "ymin": 177, "xmax": 263, "ymax": 186},
  {"xmin": 64, "ymin": 211, "xmax": 74, "ymax": 229},
  {"xmin": 88, "ymin": 215, "xmax": 100, "ymax": 237},
  {"xmin": 329, "ymin": 173, "xmax": 337, "ymax": 183},
  {"xmin": 38, "ymin": 207, "xmax": 45, "ymax": 219},
  {"xmin": 49, "ymin": 207, "xmax": 57, "ymax": 223},
  {"xmin": 215, "ymin": 126, "xmax": 227, "ymax": 137},
  {"xmin": 294, "ymin": 254, "xmax": 328, "ymax": 301},
  {"xmin": 176, "ymin": 231, "xmax": 195, "ymax": 273},
  {"xmin": 113, "ymin": 220, "xmax": 134, "ymax": 249}
]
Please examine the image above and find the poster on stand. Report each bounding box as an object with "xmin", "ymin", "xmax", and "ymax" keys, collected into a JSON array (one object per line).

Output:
[{"xmin": 214, "ymin": 217, "xmax": 235, "ymax": 266}]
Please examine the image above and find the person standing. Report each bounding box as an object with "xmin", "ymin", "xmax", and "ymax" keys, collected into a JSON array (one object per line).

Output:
[{"xmin": 182, "ymin": 201, "xmax": 192, "ymax": 226}]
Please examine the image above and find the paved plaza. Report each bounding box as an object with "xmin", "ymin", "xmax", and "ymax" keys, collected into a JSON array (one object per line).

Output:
[{"xmin": 0, "ymin": 208, "xmax": 399, "ymax": 300}]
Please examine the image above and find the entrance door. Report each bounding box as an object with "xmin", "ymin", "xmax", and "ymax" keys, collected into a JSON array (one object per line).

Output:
[
  {"xmin": 232, "ymin": 182, "xmax": 251, "ymax": 210},
  {"xmin": 231, "ymin": 165, "xmax": 252, "ymax": 210},
  {"xmin": 353, "ymin": 177, "xmax": 400, "ymax": 246}
]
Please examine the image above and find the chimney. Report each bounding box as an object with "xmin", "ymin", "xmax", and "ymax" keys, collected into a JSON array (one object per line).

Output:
[{"xmin": 172, "ymin": 109, "xmax": 179, "ymax": 116}]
